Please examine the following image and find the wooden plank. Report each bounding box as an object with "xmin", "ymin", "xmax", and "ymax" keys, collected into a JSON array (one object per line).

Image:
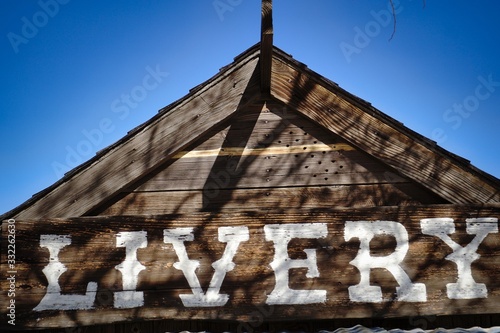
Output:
[
  {"xmin": 260, "ymin": 0, "xmax": 273, "ymax": 94},
  {"xmin": 270, "ymin": 53, "xmax": 500, "ymax": 204},
  {"xmin": 100, "ymin": 184, "xmax": 438, "ymax": 215},
  {"xmin": 13, "ymin": 50, "xmax": 261, "ymax": 219},
  {"xmin": 135, "ymin": 149, "xmax": 409, "ymax": 191},
  {"xmin": 2, "ymin": 205, "xmax": 500, "ymax": 329}
]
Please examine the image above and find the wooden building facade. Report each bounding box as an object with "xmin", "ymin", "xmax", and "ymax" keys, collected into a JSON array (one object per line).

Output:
[{"xmin": 2, "ymin": 2, "xmax": 500, "ymax": 332}]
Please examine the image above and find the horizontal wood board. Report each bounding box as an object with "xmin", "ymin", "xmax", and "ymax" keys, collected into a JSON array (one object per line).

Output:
[
  {"xmin": 2, "ymin": 205, "xmax": 500, "ymax": 329},
  {"xmin": 101, "ymin": 184, "xmax": 440, "ymax": 215}
]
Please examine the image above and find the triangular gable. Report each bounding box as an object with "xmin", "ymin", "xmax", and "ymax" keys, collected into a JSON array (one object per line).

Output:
[
  {"xmin": 2, "ymin": 43, "xmax": 499, "ymax": 220},
  {"xmin": 95, "ymin": 100, "xmax": 447, "ymax": 216}
]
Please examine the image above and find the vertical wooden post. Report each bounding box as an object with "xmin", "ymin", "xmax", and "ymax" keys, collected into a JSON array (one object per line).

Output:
[{"xmin": 260, "ymin": 0, "xmax": 273, "ymax": 95}]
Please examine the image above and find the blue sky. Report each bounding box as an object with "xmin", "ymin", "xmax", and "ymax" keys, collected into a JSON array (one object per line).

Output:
[{"xmin": 1, "ymin": 0, "xmax": 500, "ymax": 214}]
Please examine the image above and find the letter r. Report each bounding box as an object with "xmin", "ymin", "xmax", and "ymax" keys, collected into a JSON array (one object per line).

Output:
[{"xmin": 345, "ymin": 221, "xmax": 427, "ymax": 303}]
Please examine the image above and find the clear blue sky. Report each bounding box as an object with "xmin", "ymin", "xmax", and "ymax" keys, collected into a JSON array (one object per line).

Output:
[{"xmin": 1, "ymin": 1, "xmax": 500, "ymax": 214}]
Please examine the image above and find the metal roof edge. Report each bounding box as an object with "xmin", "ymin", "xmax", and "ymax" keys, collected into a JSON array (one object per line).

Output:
[{"xmin": 324, "ymin": 325, "xmax": 500, "ymax": 333}]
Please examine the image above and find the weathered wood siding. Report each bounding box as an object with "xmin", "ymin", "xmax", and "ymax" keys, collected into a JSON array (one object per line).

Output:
[
  {"xmin": 2, "ymin": 205, "xmax": 499, "ymax": 329},
  {"xmin": 11, "ymin": 47, "xmax": 262, "ymax": 220},
  {"xmin": 4, "ymin": 42, "xmax": 500, "ymax": 333},
  {"xmin": 270, "ymin": 52, "xmax": 500, "ymax": 204},
  {"xmin": 97, "ymin": 104, "xmax": 446, "ymax": 215}
]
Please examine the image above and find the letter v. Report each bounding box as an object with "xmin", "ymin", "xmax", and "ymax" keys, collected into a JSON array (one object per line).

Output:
[{"xmin": 164, "ymin": 226, "xmax": 249, "ymax": 307}]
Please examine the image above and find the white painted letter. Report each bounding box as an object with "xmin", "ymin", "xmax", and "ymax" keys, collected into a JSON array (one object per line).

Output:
[
  {"xmin": 114, "ymin": 231, "xmax": 147, "ymax": 308},
  {"xmin": 264, "ymin": 223, "xmax": 327, "ymax": 305},
  {"xmin": 34, "ymin": 235, "xmax": 97, "ymax": 311},
  {"xmin": 164, "ymin": 226, "xmax": 249, "ymax": 307},
  {"xmin": 420, "ymin": 217, "xmax": 498, "ymax": 299},
  {"xmin": 345, "ymin": 221, "xmax": 426, "ymax": 303}
]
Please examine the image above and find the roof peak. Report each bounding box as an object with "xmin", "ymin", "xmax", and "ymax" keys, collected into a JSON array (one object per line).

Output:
[{"xmin": 3, "ymin": 42, "xmax": 500, "ymax": 219}]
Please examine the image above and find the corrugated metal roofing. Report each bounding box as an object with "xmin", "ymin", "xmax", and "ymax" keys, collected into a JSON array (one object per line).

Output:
[
  {"xmin": 159, "ymin": 326, "xmax": 500, "ymax": 333},
  {"xmin": 322, "ymin": 325, "xmax": 500, "ymax": 333}
]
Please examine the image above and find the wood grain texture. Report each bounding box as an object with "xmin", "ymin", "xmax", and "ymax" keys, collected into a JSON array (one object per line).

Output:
[
  {"xmin": 269, "ymin": 51, "xmax": 500, "ymax": 204},
  {"xmin": 101, "ymin": 184, "xmax": 440, "ymax": 215},
  {"xmin": 260, "ymin": 0, "xmax": 273, "ymax": 94},
  {"xmin": 133, "ymin": 106, "xmax": 407, "ymax": 191},
  {"xmin": 2, "ymin": 205, "xmax": 500, "ymax": 329},
  {"xmin": 12, "ymin": 50, "xmax": 261, "ymax": 219},
  {"xmin": 5, "ymin": 44, "xmax": 499, "ymax": 223},
  {"xmin": 97, "ymin": 102, "xmax": 446, "ymax": 215}
]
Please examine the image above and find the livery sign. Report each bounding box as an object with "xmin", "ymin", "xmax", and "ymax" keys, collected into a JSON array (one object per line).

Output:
[{"xmin": 2, "ymin": 206, "xmax": 500, "ymax": 329}]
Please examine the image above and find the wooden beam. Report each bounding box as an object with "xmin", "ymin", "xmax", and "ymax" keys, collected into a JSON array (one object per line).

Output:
[
  {"xmin": 13, "ymin": 50, "xmax": 261, "ymax": 219},
  {"xmin": 101, "ymin": 184, "xmax": 431, "ymax": 215},
  {"xmin": 270, "ymin": 53, "xmax": 500, "ymax": 204},
  {"xmin": 3, "ymin": 205, "xmax": 500, "ymax": 329},
  {"xmin": 260, "ymin": 0, "xmax": 273, "ymax": 94}
]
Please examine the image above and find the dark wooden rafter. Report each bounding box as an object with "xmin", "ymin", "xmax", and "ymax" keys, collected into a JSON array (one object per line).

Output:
[{"xmin": 260, "ymin": 0, "xmax": 273, "ymax": 95}]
